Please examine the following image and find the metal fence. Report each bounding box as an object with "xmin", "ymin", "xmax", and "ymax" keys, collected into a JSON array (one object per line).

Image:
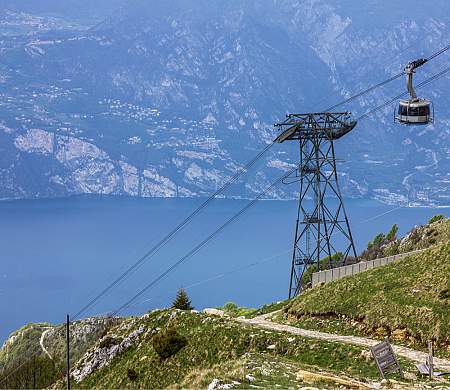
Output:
[{"xmin": 311, "ymin": 249, "xmax": 426, "ymax": 287}]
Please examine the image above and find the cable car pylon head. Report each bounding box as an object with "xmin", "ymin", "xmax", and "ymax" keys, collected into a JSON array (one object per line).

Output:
[{"xmin": 395, "ymin": 58, "xmax": 433, "ymax": 125}]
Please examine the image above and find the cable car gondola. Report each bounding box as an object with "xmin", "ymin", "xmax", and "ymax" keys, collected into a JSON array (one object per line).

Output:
[{"xmin": 395, "ymin": 58, "xmax": 434, "ymax": 125}]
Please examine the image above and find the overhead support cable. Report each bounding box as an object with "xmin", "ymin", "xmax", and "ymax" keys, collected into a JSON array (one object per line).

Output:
[
  {"xmin": 111, "ymin": 166, "xmax": 298, "ymax": 316},
  {"xmin": 72, "ymin": 141, "xmax": 276, "ymax": 320},
  {"xmin": 116, "ymin": 204, "xmax": 407, "ymax": 312},
  {"xmin": 324, "ymin": 41, "xmax": 450, "ymax": 112},
  {"xmin": 323, "ymin": 72, "xmax": 404, "ymax": 112},
  {"xmin": 357, "ymin": 64, "xmax": 450, "ymax": 121},
  {"xmin": 426, "ymin": 43, "xmax": 450, "ymax": 61}
]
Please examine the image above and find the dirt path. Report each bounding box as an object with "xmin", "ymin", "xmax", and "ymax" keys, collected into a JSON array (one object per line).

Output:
[
  {"xmin": 238, "ymin": 312, "xmax": 450, "ymax": 371},
  {"xmin": 39, "ymin": 328, "xmax": 53, "ymax": 360}
]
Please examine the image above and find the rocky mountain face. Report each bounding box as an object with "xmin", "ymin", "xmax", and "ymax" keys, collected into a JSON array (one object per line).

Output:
[{"xmin": 0, "ymin": 0, "xmax": 449, "ymax": 205}]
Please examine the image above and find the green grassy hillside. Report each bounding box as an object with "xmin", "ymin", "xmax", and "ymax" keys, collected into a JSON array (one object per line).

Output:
[
  {"xmin": 282, "ymin": 242, "xmax": 450, "ymax": 357},
  {"xmin": 57, "ymin": 309, "xmax": 420, "ymax": 389}
]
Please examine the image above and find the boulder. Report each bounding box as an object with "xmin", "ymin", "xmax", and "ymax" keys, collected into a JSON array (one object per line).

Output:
[{"xmin": 203, "ymin": 308, "xmax": 226, "ymax": 317}]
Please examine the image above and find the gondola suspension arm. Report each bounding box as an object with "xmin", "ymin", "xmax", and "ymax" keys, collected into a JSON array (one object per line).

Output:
[{"xmin": 405, "ymin": 58, "xmax": 428, "ymax": 100}]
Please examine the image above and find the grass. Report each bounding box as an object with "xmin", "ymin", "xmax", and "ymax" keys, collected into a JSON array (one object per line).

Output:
[
  {"xmin": 70, "ymin": 309, "xmax": 427, "ymax": 389},
  {"xmin": 282, "ymin": 243, "xmax": 450, "ymax": 358}
]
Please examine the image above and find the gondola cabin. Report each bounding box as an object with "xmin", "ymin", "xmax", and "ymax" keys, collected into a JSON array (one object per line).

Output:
[
  {"xmin": 395, "ymin": 58, "xmax": 433, "ymax": 126},
  {"xmin": 395, "ymin": 99, "xmax": 433, "ymax": 125}
]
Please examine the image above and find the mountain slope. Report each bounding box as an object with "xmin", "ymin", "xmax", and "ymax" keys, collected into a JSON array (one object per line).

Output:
[
  {"xmin": 0, "ymin": 309, "xmax": 426, "ymax": 389},
  {"xmin": 0, "ymin": 318, "xmax": 120, "ymax": 388},
  {"xmin": 281, "ymin": 218, "xmax": 450, "ymax": 357}
]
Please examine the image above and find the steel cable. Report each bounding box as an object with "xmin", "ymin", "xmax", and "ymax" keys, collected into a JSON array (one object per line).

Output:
[
  {"xmin": 325, "ymin": 42, "xmax": 450, "ymax": 112},
  {"xmin": 323, "ymin": 72, "xmax": 405, "ymax": 112},
  {"xmin": 111, "ymin": 166, "xmax": 298, "ymax": 316},
  {"xmin": 72, "ymin": 141, "xmax": 275, "ymax": 320},
  {"xmin": 426, "ymin": 43, "xmax": 450, "ymax": 61},
  {"xmin": 357, "ymin": 64, "xmax": 450, "ymax": 121}
]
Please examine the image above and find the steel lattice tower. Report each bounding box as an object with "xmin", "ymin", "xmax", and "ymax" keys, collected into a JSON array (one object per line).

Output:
[{"xmin": 275, "ymin": 112, "xmax": 358, "ymax": 298}]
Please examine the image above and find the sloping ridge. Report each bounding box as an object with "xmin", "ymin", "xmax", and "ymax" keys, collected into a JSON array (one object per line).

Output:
[{"xmin": 285, "ymin": 242, "xmax": 450, "ymax": 355}]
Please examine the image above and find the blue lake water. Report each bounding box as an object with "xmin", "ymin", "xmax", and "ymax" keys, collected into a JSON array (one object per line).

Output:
[{"xmin": 0, "ymin": 195, "xmax": 448, "ymax": 343}]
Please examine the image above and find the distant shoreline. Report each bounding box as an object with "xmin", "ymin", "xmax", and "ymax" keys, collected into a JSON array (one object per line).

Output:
[{"xmin": 1, "ymin": 194, "xmax": 449, "ymax": 209}]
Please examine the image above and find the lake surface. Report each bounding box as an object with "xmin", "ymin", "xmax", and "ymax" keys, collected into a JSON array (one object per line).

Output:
[{"xmin": 1, "ymin": 196, "xmax": 448, "ymax": 343}]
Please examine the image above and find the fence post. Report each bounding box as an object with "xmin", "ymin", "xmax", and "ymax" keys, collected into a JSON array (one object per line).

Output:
[{"xmin": 66, "ymin": 314, "xmax": 70, "ymax": 390}]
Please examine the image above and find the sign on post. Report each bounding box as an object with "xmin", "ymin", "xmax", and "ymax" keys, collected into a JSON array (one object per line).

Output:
[{"xmin": 370, "ymin": 339, "xmax": 402, "ymax": 379}]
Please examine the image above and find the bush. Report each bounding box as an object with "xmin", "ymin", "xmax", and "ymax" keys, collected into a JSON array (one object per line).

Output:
[
  {"xmin": 127, "ymin": 368, "xmax": 138, "ymax": 381},
  {"xmin": 429, "ymin": 215, "xmax": 445, "ymax": 224},
  {"xmin": 171, "ymin": 289, "xmax": 193, "ymax": 311},
  {"xmin": 438, "ymin": 289, "xmax": 450, "ymax": 300},
  {"xmin": 361, "ymin": 224, "xmax": 399, "ymax": 260},
  {"xmin": 152, "ymin": 328, "xmax": 187, "ymax": 360},
  {"xmin": 223, "ymin": 302, "xmax": 238, "ymax": 313},
  {"xmin": 98, "ymin": 336, "xmax": 120, "ymax": 349}
]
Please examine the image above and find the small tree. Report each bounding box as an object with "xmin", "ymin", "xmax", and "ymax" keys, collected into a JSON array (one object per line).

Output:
[
  {"xmin": 171, "ymin": 288, "xmax": 193, "ymax": 310},
  {"xmin": 386, "ymin": 224, "xmax": 399, "ymax": 241}
]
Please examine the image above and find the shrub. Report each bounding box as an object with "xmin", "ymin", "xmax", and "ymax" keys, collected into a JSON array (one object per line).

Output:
[
  {"xmin": 368, "ymin": 233, "xmax": 385, "ymax": 249},
  {"xmin": 0, "ymin": 356, "xmax": 57, "ymax": 389},
  {"xmin": 438, "ymin": 289, "xmax": 450, "ymax": 300},
  {"xmin": 429, "ymin": 215, "xmax": 445, "ymax": 224},
  {"xmin": 383, "ymin": 241, "xmax": 400, "ymax": 257},
  {"xmin": 98, "ymin": 336, "xmax": 120, "ymax": 349},
  {"xmin": 361, "ymin": 224, "xmax": 399, "ymax": 260},
  {"xmin": 152, "ymin": 328, "xmax": 187, "ymax": 360},
  {"xmin": 223, "ymin": 302, "xmax": 238, "ymax": 313},
  {"xmin": 127, "ymin": 368, "xmax": 138, "ymax": 381},
  {"xmin": 171, "ymin": 289, "xmax": 193, "ymax": 311},
  {"xmin": 408, "ymin": 228, "xmax": 421, "ymax": 246}
]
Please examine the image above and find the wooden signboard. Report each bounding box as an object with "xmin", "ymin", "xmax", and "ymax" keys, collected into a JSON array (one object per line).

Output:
[{"xmin": 370, "ymin": 339, "xmax": 402, "ymax": 379}]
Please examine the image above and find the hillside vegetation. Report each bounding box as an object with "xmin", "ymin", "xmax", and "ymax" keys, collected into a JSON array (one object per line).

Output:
[
  {"xmin": 0, "ymin": 318, "xmax": 119, "ymax": 389},
  {"xmin": 281, "ymin": 217, "xmax": 450, "ymax": 357},
  {"xmin": 369, "ymin": 215, "xmax": 450, "ymax": 258},
  {"xmin": 55, "ymin": 309, "xmax": 418, "ymax": 389}
]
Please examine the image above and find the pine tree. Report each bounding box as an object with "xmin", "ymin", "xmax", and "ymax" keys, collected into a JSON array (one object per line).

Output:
[{"xmin": 171, "ymin": 288, "xmax": 193, "ymax": 310}]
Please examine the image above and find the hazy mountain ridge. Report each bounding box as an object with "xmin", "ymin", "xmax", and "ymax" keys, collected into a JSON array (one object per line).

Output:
[{"xmin": 0, "ymin": 0, "xmax": 449, "ymax": 205}]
